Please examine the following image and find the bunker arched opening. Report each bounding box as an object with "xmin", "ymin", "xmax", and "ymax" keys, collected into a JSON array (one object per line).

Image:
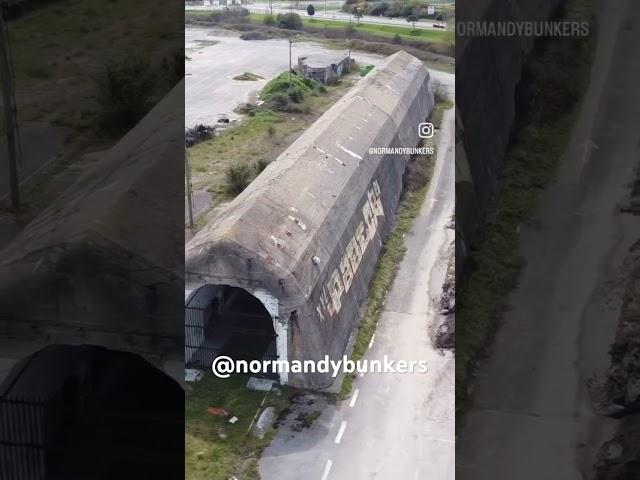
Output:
[{"xmin": 185, "ymin": 284, "xmax": 279, "ymax": 379}]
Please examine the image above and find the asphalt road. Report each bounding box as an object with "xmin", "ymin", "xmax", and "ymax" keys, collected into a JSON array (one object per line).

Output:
[
  {"xmin": 457, "ymin": 1, "xmax": 640, "ymax": 478},
  {"xmin": 260, "ymin": 72, "xmax": 455, "ymax": 480}
]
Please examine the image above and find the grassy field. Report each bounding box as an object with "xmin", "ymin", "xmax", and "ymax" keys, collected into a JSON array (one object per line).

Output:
[
  {"xmin": 5, "ymin": 0, "xmax": 181, "ymax": 217},
  {"xmin": 186, "ymin": 10, "xmax": 450, "ymax": 45},
  {"xmin": 11, "ymin": 0, "xmax": 181, "ymax": 131},
  {"xmin": 247, "ymin": 12, "xmax": 450, "ymax": 44},
  {"xmin": 455, "ymin": 0, "xmax": 597, "ymax": 420},
  {"xmin": 185, "ymin": 374, "xmax": 291, "ymax": 480}
]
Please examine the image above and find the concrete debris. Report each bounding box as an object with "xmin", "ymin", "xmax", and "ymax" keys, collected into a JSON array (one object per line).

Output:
[
  {"xmin": 185, "ymin": 369, "xmax": 204, "ymax": 383},
  {"xmin": 252, "ymin": 407, "xmax": 276, "ymax": 439},
  {"xmin": 247, "ymin": 377, "xmax": 276, "ymax": 392}
]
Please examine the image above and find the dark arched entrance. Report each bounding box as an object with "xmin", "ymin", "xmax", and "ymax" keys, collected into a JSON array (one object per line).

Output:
[{"xmin": 185, "ymin": 285, "xmax": 277, "ymax": 374}]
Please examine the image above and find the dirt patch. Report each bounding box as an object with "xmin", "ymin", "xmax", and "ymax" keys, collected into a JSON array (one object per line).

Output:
[{"xmin": 273, "ymin": 392, "xmax": 324, "ymax": 432}]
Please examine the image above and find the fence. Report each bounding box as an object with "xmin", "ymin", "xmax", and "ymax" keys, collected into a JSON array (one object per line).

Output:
[{"xmin": 0, "ymin": 394, "xmax": 61, "ymax": 480}]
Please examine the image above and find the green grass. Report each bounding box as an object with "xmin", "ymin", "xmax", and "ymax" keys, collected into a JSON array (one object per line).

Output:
[
  {"xmin": 188, "ymin": 110, "xmax": 283, "ymax": 194},
  {"xmin": 185, "ymin": 374, "xmax": 291, "ymax": 480},
  {"xmin": 246, "ymin": 12, "xmax": 450, "ymax": 44},
  {"xmin": 260, "ymin": 71, "xmax": 320, "ymax": 101},
  {"xmin": 455, "ymin": 0, "xmax": 597, "ymax": 420}
]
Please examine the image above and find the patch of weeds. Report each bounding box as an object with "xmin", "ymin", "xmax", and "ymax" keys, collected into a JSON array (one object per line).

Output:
[
  {"xmin": 226, "ymin": 164, "xmax": 253, "ymax": 195},
  {"xmin": 255, "ymin": 159, "xmax": 270, "ymax": 174},
  {"xmin": 234, "ymin": 72, "xmax": 264, "ymax": 81},
  {"xmin": 96, "ymin": 57, "xmax": 157, "ymax": 134}
]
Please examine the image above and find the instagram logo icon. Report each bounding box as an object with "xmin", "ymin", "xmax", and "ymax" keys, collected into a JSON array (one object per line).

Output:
[{"xmin": 418, "ymin": 122, "xmax": 435, "ymax": 138}]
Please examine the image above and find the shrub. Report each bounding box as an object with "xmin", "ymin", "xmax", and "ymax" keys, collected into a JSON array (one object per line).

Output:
[
  {"xmin": 288, "ymin": 88, "xmax": 303, "ymax": 103},
  {"xmin": 264, "ymin": 13, "xmax": 276, "ymax": 25},
  {"xmin": 276, "ymin": 12, "xmax": 302, "ymax": 29},
  {"xmin": 226, "ymin": 164, "xmax": 252, "ymax": 194},
  {"xmin": 255, "ymin": 159, "xmax": 270, "ymax": 173},
  {"xmin": 307, "ymin": 4, "xmax": 315, "ymax": 15},
  {"xmin": 96, "ymin": 58, "xmax": 156, "ymax": 134},
  {"xmin": 270, "ymin": 92, "xmax": 291, "ymax": 110},
  {"xmin": 368, "ymin": 2, "xmax": 389, "ymax": 16},
  {"xmin": 392, "ymin": 33, "xmax": 403, "ymax": 44},
  {"xmin": 386, "ymin": 1, "xmax": 403, "ymax": 17}
]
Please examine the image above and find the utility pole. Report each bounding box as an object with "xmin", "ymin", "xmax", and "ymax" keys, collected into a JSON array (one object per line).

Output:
[
  {"xmin": 0, "ymin": 5, "xmax": 20, "ymax": 210},
  {"xmin": 288, "ymin": 36, "xmax": 292, "ymax": 89},
  {"xmin": 185, "ymin": 145, "xmax": 194, "ymax": 229}
]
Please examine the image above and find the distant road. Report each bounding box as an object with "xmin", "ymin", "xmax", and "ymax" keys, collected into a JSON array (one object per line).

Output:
[{"xmin": 186, "ymin": 4, "xmax": 447, "ymax": 30}]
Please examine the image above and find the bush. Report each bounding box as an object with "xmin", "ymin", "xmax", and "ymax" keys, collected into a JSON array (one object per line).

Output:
[
  {"xmin": 96, "ymin": 58, "xmax": 156, "ymax": 134},
  {"xmin": 276, "ymin": 12, "xmax": 302, "ymax": 29},
  {"xmin": 226, "ymin": 164, "xmax": 252, "ymax": 194},
  {"xmin": 264, "ymin": 13, "xmax": 276, "ymax": 25},
  {"xmin": 368, "ymin": 1, "xmax": 389, "ymax": 16},
  {"xmin": 385, "ymin": 1, "xmax": 403, "ymax": 17},
  {"xmin": 260, "ymin": 71, "xmax": 318, "ymax": 101},
  {"xmin": 392, "ymin": 33, "xmax": 403, "ymax": 44},
  {"xmin": 270, "ymin": 92, "xmax": 290, "ymax": 110},
  {"xmin": 307, "ymin": 4, "xmax": 315, "ymax": 15},
  {"xmin": 255, "ymin": 159, "xmax": 270, "ymax": 173},
  {"xmin": 288, "ymin": 88, "xmax": 303, "ymax": 103}
]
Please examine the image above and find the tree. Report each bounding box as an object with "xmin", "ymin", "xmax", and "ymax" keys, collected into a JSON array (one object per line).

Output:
[
  {"xmin": 407, "ymin": 14, "xmax": 418, "ymax": 29},
  {"xmin": 307, "ymin": 4, "xmax": 315, "ymax": 16}
]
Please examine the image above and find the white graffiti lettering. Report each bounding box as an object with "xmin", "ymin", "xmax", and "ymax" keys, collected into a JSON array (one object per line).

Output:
[{"xmin": 316, "ymin": 180, "xmax": 384, "ymax": 321}]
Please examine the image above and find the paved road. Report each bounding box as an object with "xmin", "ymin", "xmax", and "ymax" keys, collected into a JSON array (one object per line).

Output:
[
  {"xmin": 187, "ymin": 4, "xmax": 447, "ymax": 30},
  {"xmin": 260, "ymin": 72, "xmax": 455, "ymax": 480},
  {"xmin": 457, "ymin": 1, "xmax": 640, "ymax": 479}
]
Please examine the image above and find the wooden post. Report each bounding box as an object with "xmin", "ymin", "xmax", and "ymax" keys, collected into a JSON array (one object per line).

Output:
[
  {"xmin": 185, "ymin": 146, "xmax": 194, "ymax": 229},
  {"xmin": 0, "ymin": 8, "xmax": 20, "ymax": 210}
]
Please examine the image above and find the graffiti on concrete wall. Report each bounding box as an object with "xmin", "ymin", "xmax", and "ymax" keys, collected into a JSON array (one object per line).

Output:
[{"xmin": 316, "ymin": 180, "xmax": 385, "ymax": 322}]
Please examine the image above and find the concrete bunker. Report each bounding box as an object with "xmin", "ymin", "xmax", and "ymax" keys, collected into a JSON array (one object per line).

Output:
[
  {"xmin": 0, "ymin": 82, "xmax": 184, "ymax": 376},
  {"xmin": 186, "ymin": 52, "xmax": 434, "ymax": 389}
]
